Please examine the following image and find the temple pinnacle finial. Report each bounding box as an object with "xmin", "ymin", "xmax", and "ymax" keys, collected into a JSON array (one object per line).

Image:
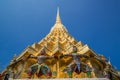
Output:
[
  {"xmin": 50, "ymin": 7, "xmax": 68, "ymax": 32},
  {"xmin": 56, "ymin": 7, "xmax": 62, "ymax": 24}
]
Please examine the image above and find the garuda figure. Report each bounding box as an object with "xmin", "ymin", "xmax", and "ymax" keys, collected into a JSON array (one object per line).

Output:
[
  {"xmin": 28, "ymin": 49, "xmax": 55, "ymax": 78},
  {"xmin": 61, "ymin": 46, "xmax": 91, "ymax": 78}
]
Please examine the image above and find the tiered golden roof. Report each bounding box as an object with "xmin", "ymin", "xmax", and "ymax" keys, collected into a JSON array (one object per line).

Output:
[{"xmin": 1, "ymin": 8, "xmax": 120, "ymax": 80}]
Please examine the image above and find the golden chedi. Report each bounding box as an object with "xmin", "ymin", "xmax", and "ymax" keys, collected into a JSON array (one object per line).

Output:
[{"xmin": 0, "ymin": 8, "xmax": 120, "ymax": 80}]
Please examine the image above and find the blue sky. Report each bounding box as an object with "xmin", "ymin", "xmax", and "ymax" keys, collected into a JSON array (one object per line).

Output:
[{"xmin": 0, "ymin": 0, "xmax": 120, "ymax": 71}]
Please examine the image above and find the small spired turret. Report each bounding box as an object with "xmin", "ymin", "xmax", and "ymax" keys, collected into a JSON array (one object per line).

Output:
[
  {"xmin": 0, "ymin": 8, "xmax": 120, "ymax": 80},
  {"xmin": 118, "ymin": 72, "xmax": 120, "ymax": 76},
  {"xmin": 10, "ymin": 54, "xmax": 17, "ymax": 64}
]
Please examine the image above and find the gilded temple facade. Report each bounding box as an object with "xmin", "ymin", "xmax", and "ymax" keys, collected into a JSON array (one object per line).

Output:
[{"xmin": 0, "ymin": 9, "xmax": 120, "ymax": 80}]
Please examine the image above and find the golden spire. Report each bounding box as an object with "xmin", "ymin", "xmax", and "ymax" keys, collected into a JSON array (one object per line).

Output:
[
  {"xmin": 50, "ymin": 7, "xmax": 68, "ymax": 32},
  {"xmin": 56, "ymin": 7, "xmax": 62, "ymax": 24}
]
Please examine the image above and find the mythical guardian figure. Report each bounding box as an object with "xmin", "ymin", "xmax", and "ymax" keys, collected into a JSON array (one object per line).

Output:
[
  {"xmin": 61, "ymin": 46, "xmax": 92, "ymax": 78},
  {"xmin": 28, "ymin": 49, "xmax": 55, "ymax": 78}
]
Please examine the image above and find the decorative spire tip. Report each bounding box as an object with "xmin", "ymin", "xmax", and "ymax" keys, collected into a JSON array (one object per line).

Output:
[{"xmin": 56, "ymin": 7, "xmax": 62, "ymax": 24}]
